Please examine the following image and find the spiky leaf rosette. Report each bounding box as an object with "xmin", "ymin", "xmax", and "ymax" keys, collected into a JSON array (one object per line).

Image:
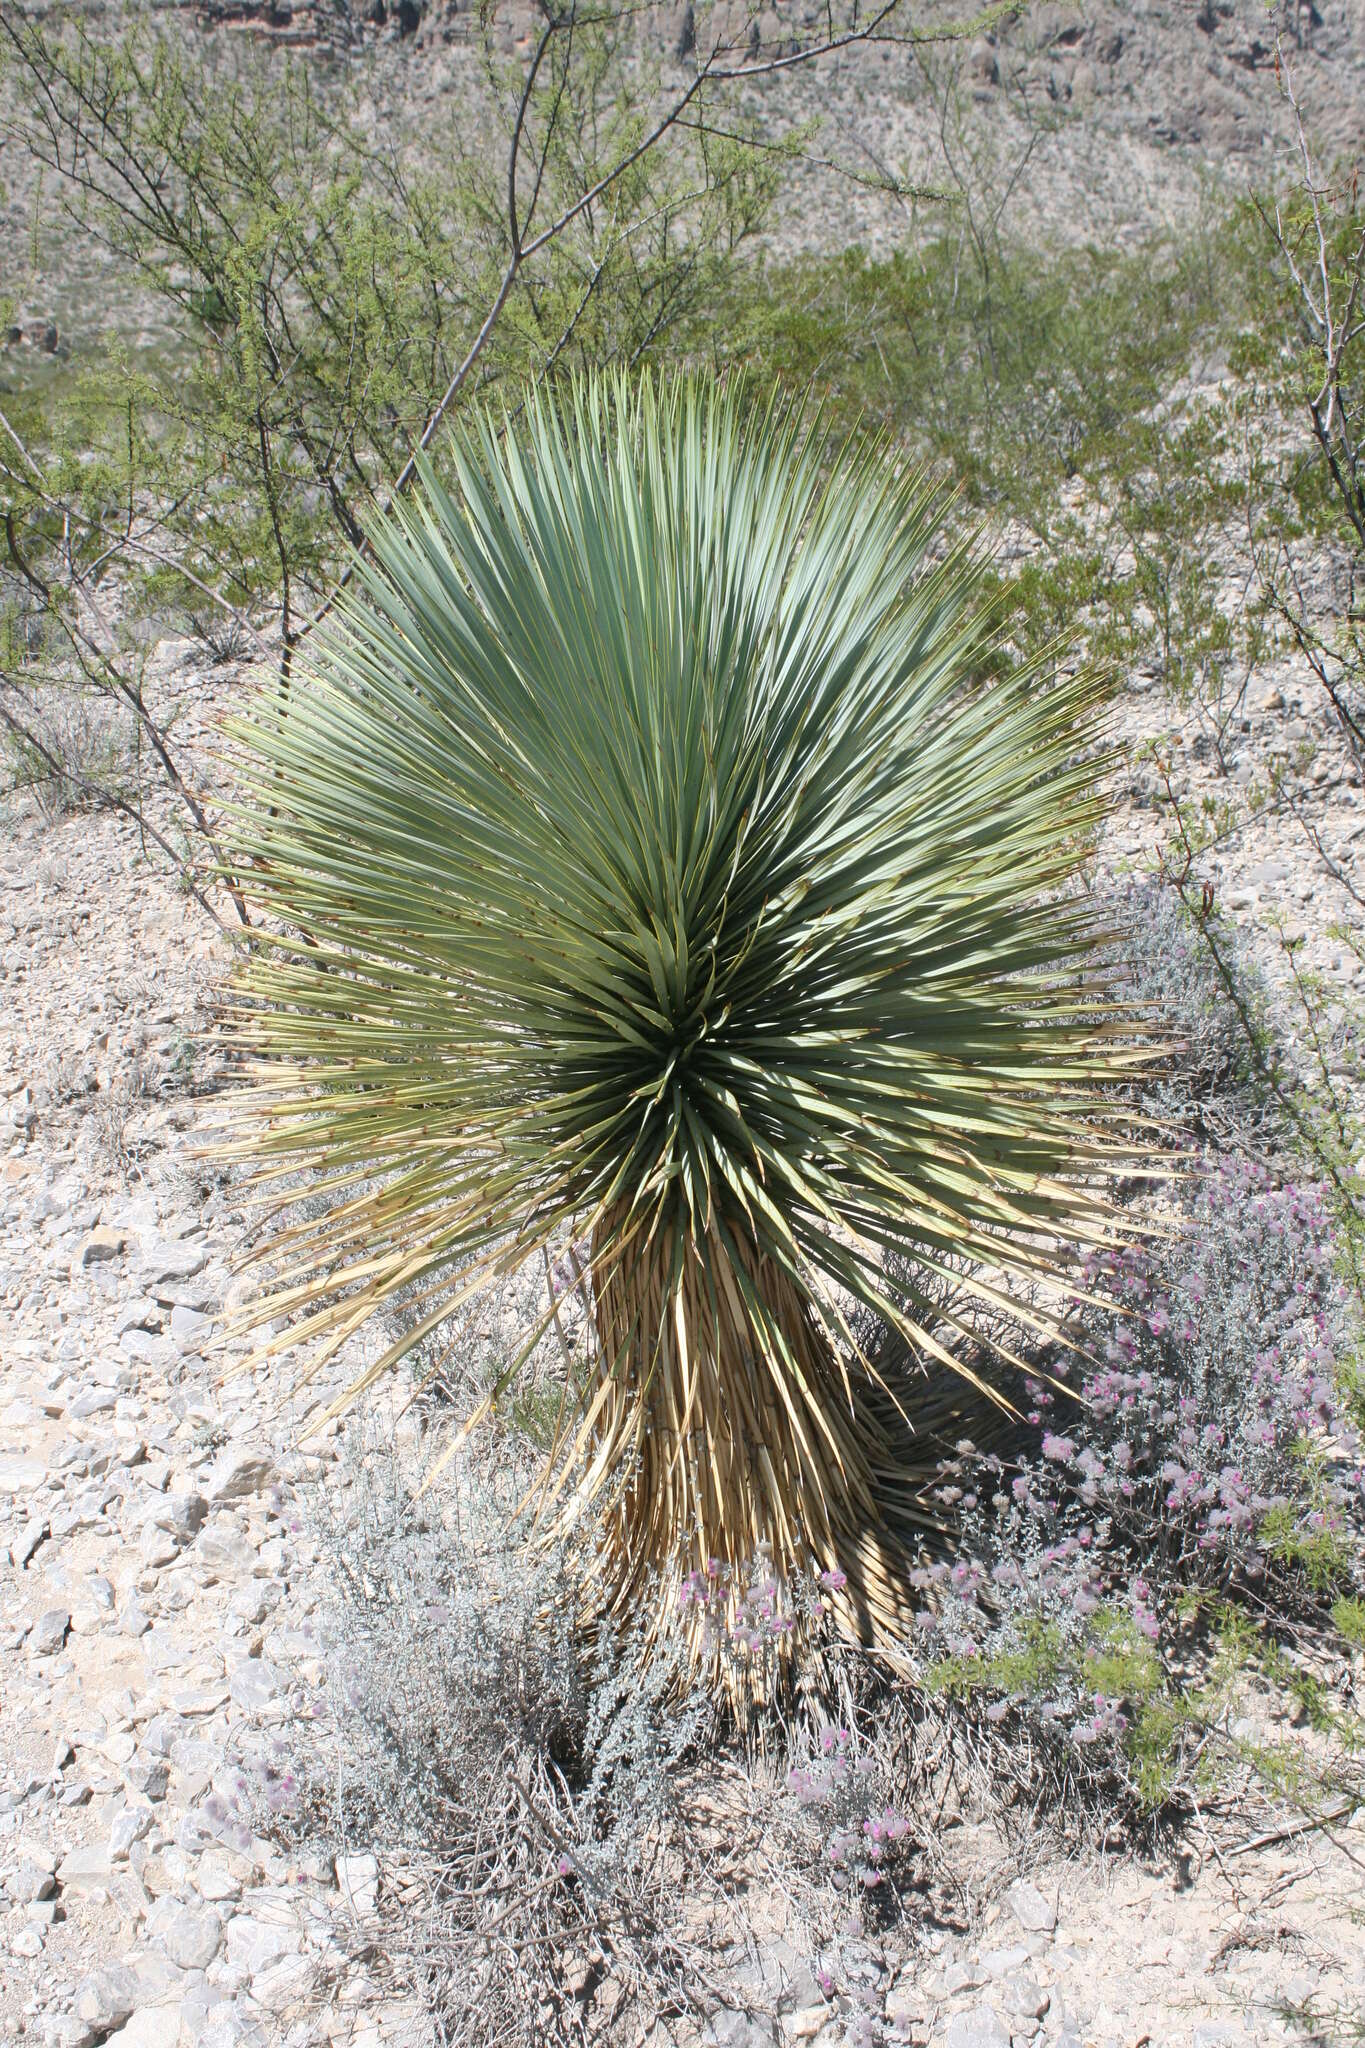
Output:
[{"xmin": 224, "ymin": 373, "xmax": 1140, "ymax": 1650}]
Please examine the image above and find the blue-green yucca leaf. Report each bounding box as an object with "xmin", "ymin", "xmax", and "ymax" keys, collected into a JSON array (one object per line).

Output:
[{"xmin": 222, "ymin": 371, "xmax": 1148, "ymax": 1650}]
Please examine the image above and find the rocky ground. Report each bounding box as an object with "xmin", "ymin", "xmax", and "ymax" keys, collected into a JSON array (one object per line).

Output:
[
  {"xmin": 1, "ymin": 630, "xmax": 1364, "ymax": 2048},
  {"xmin": 6, "ymin": 0, "xmax": 1365, "ymax": 373}
]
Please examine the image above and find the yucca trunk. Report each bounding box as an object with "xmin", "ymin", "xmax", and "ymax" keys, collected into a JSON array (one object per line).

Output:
[{"xmin": 584, "ymin": 1213, "xmax": 918, "ymax": 1645}]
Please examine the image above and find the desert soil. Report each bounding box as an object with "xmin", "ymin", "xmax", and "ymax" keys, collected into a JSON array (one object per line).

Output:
[{"xmin": 1, "ymin": 607, "xmax": 1363, "ymax": 2048}]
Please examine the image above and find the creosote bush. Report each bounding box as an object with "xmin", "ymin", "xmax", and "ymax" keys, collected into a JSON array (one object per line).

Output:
[{"xmin": 224, "ymin": 370, "xmax": 1150, "ymax": 1659}]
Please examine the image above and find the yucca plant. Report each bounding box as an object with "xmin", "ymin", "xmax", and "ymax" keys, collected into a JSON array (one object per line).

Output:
[{"xmin": 224, "ymin": 373, "xmax": 1145, "ymax": 1654}]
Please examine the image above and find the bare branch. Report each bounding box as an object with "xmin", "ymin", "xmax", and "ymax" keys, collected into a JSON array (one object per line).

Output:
[{"xmin": 0, "ymin": 693, "xmax": 232, "ymax": 932}]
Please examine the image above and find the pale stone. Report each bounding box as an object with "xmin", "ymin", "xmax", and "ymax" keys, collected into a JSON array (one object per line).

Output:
[
  {"xmin": 161, "ymin": 1907, "xmax": 223, "ymax": 1970},
  {"xmin": 58, "ymin": 1844, "xmax": 115, "ymax": 1892},
  {"xmin": 1001, "ymin": 1970, "xmax": 1050, "ymax": 2020},
  {"xmin": 195, "ymin": 1856, "xmax": 244, "ymax": 1904},
  {"xmin": 980, "ymin": 1944, "xmax": 1030, "ymax": 1978},
  {"xmin": 249, "ymin": 1952, "xmax": 317, "ymax": 2015},
  {"xmin": 31, "ymin": 1607, "xmax": 71, "ymax": 1657},
  {"xmin": 69, "ymin": 1388, "xmax": 119, "ymax": 1418},
  {"xmin": 1006, "ymin": 1879, "xmax": 1057, "ymax": 1934},
  {"xmin": 111, "ymin": 1803, "xmax": 155, "ymax": 1859},
  {"xmin": 228, "ymin": 1658, "xmax": 281, "ymax": 1715},
  {"xmin": 0, "ymin": 1457, "xmax": 48, "ymax": 1496},
  {"xmin": 107, "ymin": 2011, "xmax": 183, "ymax": 2048},
  {"xmin": 39, "ymin": 2019, "xmax": 96, "ymax": 2048},
  {"xmin": 198, "ymin": 1524, "xmax": 256, "ymax": 1574},
  {"xmin": 139, "ymin": 1237, "xmax": 208, "ymax": 1285},
  {"xmin": 9, "ymin": 1860, "xmax": 56, "ymax": 1904},
  {"xmin": 204, "ymin": 1446, "xmax": 276, "ymax": 1505},
  {"xmin": 334, "ymin": 1850, "xmax": 379, "ymax": 1918},
  {"xmin": 170, "ymin": 1304, "xmax": 209, "ymax": 1346},
  {"xmin": 74, "ymin": 1964, "xmax": 141, "ymax": 2030},
  {"xmin": 10, "ymin": 1516, "xmax": 49, "ymax": 1566},
  {"xmin": 143, "ymin": 1491, "xmax": 208, "ymax": 1543},
  {"xmin": 80, "ymin": 1225, "xmax": 129, "ymax": 1265},
  {"xmin": 944, "ymin": 2010, "xmax": 1010, "ymax": 2048},
  {"xmin": 223, "ymin": 1914, "xmax": 301, "ymax": 1973},
  {"xmin": 126, "ymin": 1754, "xmax": 171, "ymax": 1801}
]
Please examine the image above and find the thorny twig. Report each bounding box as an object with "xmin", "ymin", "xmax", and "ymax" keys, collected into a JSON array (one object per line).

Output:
[{"xmin": 0, "ymin": 695, "xmax": 231, "ymax": 929}]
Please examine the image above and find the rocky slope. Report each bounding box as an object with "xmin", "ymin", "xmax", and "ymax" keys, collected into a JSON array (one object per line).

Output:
[{"xmin": 5, "ymin": 0, "xmax": 1365, "ymax": 374}]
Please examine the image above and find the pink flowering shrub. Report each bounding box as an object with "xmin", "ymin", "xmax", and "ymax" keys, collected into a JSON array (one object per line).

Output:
[
  {"xmin": 905, "ymin": 1154, "xmax": 1364, "ymax": 1783},
  {"xmin": 785, "ymin": 1723, "xmax": 916, "ymax": 1900},
  {"xmin": 678, "ymin": 1554, "xmax": 846, "ymax": 1681},
  {"xmin": 1069, "ymin": 1159, "xmax": 1358, "ymax": 1578}
]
